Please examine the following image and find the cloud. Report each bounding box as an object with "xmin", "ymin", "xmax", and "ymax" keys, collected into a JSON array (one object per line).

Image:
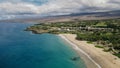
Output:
[{"xmin": 0, "ymin": 0, "xmax": 120, "ymax": 16}]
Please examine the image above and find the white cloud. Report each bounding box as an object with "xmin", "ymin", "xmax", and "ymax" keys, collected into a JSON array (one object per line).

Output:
[{"xmin": 0, "ymin": 0, "xmax": 120, "ymax": 16}]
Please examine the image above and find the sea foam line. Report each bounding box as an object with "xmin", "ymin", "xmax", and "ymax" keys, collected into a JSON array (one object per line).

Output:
[{"xmin": 59, "ymin": 35, "xmax": 102, "ymax": 68}]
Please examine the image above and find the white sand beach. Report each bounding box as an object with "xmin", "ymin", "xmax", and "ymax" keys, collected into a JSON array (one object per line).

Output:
[{"xmin": 59, "ymin": 34, "xmax": 120, "ymax": 68}]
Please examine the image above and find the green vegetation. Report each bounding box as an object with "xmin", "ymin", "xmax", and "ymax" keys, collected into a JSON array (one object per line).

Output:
[
  {"xmin": 95, "ymin": 45, "xmax": 104, "ymax": 48},
  {"xmin": 94, "ymin": 22, "xmax": 107, "ymax": 27},
  {"xmin": 114, "ymin": 53, "xmax": 120, "ymax": 58},
  {"xmin": 87, "ymin": 41, "xmax": 93, "ymax": 44},
  {"xmin": 75, "ymin": 19, "xmax": 120, "ymax": 58},
  {"xmin": 26, "ymin": 19, "xmax": 120, "ymax": 58}
]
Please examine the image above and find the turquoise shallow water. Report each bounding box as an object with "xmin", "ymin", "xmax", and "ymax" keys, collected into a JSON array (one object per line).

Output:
[{"xmin": 0, "ymin": 22, "xmax": 86, "ymax": 68}]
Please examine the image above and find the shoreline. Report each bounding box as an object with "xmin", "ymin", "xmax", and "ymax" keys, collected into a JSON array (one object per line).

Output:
[
  {"xmin": 59, "ymin": 34, "xmax": 101, "ymax": 68},
  {"xmin": 59, "ymin": 34, "xmax": 120, "ymax": 68}
]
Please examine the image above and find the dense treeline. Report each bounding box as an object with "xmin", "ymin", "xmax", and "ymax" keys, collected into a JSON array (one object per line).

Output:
[{"xmin": 76, "ymin": 19, "xmax": 120, "ymax": 57}]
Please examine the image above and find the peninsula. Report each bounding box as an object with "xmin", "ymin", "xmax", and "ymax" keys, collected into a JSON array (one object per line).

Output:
[{"xmin": 26, "ymin": 19, "xmax": 120, "ymax": 68}]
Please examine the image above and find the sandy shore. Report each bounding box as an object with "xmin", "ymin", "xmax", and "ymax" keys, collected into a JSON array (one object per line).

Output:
[{"xmin": 59, "ymin": 34, "xmax": 120, "ymax": 68}]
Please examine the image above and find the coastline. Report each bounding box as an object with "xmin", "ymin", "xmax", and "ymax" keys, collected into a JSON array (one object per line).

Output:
[{"xmin": 59, "ymin": 34, "xmax": 120, "ymax": 68}]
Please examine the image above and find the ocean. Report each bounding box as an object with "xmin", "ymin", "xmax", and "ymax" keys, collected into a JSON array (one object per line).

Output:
[{"xmin": 0, "ymin": 22, "xmax": 86, "ymax": 68}]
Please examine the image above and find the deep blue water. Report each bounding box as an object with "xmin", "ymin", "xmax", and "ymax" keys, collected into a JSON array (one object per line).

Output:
[{"xmin": 0, "ymin": 23, "xmax": 86, "ymax": 68}]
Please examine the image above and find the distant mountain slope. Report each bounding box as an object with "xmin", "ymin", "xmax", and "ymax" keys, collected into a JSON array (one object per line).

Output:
[
  {"xmin": 69, "ymin": 10, "xmax": 120, "ymax": 17},
  {"xmin": 0, "ymin": 10, "xmax": 120, "ymax": 23}
]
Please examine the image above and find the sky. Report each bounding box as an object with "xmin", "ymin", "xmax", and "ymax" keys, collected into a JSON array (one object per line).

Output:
[{"xmin": 0, "ymin": 0, "xmax": 120, "ymax": 19}]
